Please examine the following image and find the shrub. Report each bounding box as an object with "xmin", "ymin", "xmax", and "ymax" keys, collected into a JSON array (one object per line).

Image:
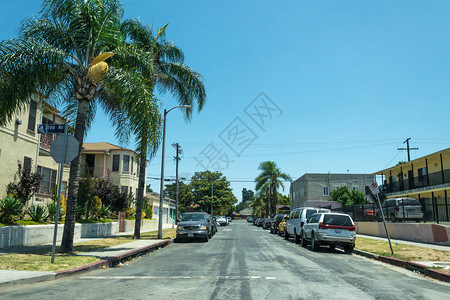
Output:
[
  {"xmin": 125, "ymin": 207, "xmax": 135, "ymax": 218},
  {"xmin": 99, "ymin": 205, "xmax": 111, "ymax": 219},
  {"xmin": 28, "ymin": 205, "xmax": 48, "ymax": 223},
  {"xmin": 0, "ymin": 196, "xmax": 24, "ymax": 223},
  {"xmin": 47, "ymin": 201, "xmax": 64, "ymax": 221},
  {"xmin": 91, "ymin": 196, "xmax": 102, "ymax": 219},
  {"xmin": 143, "ymin": 201, "xmax": 153, "ymax": 219},
  {"xmin": 6, "ymin": 162, "xmax": 42, "ymax": 205}
]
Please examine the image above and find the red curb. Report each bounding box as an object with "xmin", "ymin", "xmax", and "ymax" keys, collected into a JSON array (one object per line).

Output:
[
  {"xmin": 55, "ymin": 239, "xmax": 171, "ymax": 278},
  {"xmin": 426, "ymin": 268, "xmax": 450, "ymax": 283}
]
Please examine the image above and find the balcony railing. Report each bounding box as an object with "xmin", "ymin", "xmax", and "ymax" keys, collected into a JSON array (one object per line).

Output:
[
  {"xmin": 40, "ymin": 133, "xmax": 55, "ymax": 151},
  {"xmin": 381, "ymin": 169, "xmax": 450, "ymax": 193}
]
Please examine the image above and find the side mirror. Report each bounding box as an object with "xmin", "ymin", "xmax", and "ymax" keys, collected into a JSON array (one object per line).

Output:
[{"xmin": 306, "ymin": 219, "xmax": 309, "ymax": 224}]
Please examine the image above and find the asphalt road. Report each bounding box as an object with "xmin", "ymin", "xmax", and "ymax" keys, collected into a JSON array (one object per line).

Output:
[{"xmin": 0, "ymin": 221, "xmax": 449, "ymax": 300}]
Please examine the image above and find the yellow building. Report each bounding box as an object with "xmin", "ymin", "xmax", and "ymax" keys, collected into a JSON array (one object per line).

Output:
[
  {"xmin": 80, "ymin": 142, "xmax": 145, "ymax": 198},
  {"xmin": 0, "ymin": 99, "xmax": 69, "ymax": 204},
  {"xmin": 374, "ymin": 148, "xmax": 450, "ymax": 222}
]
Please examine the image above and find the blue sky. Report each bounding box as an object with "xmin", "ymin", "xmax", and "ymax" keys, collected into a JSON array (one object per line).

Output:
[{"xmin": 2, "ymin": 1, "xmax": 450, "ymax": 202}]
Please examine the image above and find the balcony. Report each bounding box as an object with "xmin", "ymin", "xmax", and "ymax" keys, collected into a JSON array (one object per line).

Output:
[
  {"xmin": 381, "ymin": 169, "xmax": 450, "ymax": 194},
  {"xmin": 40, "ymin": 133, "xmax": 55, "ymax": 151}
]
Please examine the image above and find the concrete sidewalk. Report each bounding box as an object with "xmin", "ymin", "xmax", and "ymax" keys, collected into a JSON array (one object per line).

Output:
[{"xmin": 0, "ymin": 228, "xmax": 172, "ymax": 288}]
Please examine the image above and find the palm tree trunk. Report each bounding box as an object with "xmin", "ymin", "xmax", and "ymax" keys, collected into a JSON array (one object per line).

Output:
[
  {"xmin": 265, "ymin": 193, "xmax": 270, "ymax": 218},
  {"xmin": 60, "ymin": 99, "xmax": 89, "ymax": 253},
  {"xmin": 272, "ymin": 180, "xmax": 278, "ymax": 216},
  {"xmin": 134, "ymin": 151, "xmax": 147, "ymax": 239}
]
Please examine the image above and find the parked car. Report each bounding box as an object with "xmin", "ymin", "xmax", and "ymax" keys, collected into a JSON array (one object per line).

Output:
[
  {"xmin": 270, "ymin": 214, "xmax": 287, "ymax": 234},
  {"xmin": 378, "ymin": 198, "xmax": 423, "ymax": 222},
  {"xmin": 227, "ymin": 217, "xmax": 232, "ymax": 223},
  {"xmin": 253, "ymin": 218, "xmax": 259, "ymax": 225},
  {"xmin": 176, "ymin": 212, "xmax": 213, "ymax": 242},
  {"xmin": 247, "ymin": 216, "xmax": 254, "ymax": 223},
  {"xmin": 285, "ymin": 207, "xmax": 330, "ymax": 243},
  {"xmin": 256, "ymin": 218, "xmax": 265, "ymax": 227},
  {"xmin": 216, "ymin": 216, "xmax": 228, "ymax": 226},
  {"xmin": 263, "ymin": 218, "xmax": 272, "ymax": 229},
  {"xmin": 278, "ymin": 215, "xmax": 289, "ymax": 236},
  {"xmin": 301, "ymin": 212, "xmax": 356, "ymax": 254},
  {"xmin": 210, "ymin": 216, "xmax": 218, "ymax": 235}
]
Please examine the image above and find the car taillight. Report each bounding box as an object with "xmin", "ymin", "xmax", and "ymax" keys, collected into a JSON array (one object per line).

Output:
[
  {"xmin": 318, "ymin": 222, "xmax": 323, "ymax": 229},
  {"xmin": 301, "ymin": 222, "xmax": 304, "ymax": 228},
  {"xmin": 395, "ymin": 206, "xmax": 399, "ymax": 211},
  {"xmin": 348, "ymin": 225, "xmax": 356, "ymax": 231}
]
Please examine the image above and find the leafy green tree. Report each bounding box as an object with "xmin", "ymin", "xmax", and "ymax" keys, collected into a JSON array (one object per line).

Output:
[
  {"xmin": 278, "ymin": 194, "xmax": 290, "ymax": 205},
  {"xmin": 121, "ymin": 20, "xmax": 206, "ymax": 238},
  {"xmin": 330, "ymin": 186, "xmax": 368, "ymax": 206},
  {"xmin": 6, "ymin": 162, "xmax": 42, "ymax": 205},
  {"xmin": 234, "ymin": 201, "xmax": 250, "ymax": 213},
  {"xmin": 255, "ymin": 161, "xmax": 291, "ymax": 216},
  {"xmin": 0, "ymin": 0, "xmax": 156, "ymax": 252},
  {"xmin": 187, "ymin": 171, "xmax": 237, "ymax": 214}
]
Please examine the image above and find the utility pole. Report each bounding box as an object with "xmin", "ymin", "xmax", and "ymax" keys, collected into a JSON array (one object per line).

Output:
[
  {"xmin": 172, "ymin": 143, "xmax": 182, "ymax": 221},
  {"xmin": 397, "ymin": 138, "xmax": 419, "ymax": 162},
  {"xmin": 210, "ymin": 181, "xmax": 214, "ymax": 215}
]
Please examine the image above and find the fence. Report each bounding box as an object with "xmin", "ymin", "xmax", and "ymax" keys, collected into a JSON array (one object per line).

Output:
[{"xmin": 330, "ymin": 201, "xmax": 450, "ymax": 226}]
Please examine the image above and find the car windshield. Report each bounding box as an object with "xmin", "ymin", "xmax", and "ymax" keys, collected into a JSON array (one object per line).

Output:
[
  {"xmin": 181, "ymin": 214, "xmax": 206, "ymax": 222},
  {"xmin": 399, "ymin": 199, "xmax": 420, "ymax": 206},
  {"xmin": 306, "ymin": 210, "xmax": 317, "ymax": 219},
  {"xmin": 323, "ymin": 214, "xmax": 352, "ymax": 226}
]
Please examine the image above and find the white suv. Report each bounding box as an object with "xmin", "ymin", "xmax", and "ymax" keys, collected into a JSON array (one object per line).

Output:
[
  {"xmin": 301, "ymin": 212, "xmax": 356, "ymax": 254},
  {"xmin": 285, "ymin": 207, "xmax": 330, "ymax": 243}
]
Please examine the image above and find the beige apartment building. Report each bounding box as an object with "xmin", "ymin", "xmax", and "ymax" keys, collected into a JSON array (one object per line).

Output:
[
  {"xmin": 80, "ymin": 142, "xmax": 144, "ymax": 198},
  {"xmin": 0, "ymin": 99, "xmax": 69, "ymax": 203}
]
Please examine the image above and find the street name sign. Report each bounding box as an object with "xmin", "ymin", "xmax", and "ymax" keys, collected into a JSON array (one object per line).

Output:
[{"xmin": 37, "ymin": 124, "xmax": 65, "ymax": 134}]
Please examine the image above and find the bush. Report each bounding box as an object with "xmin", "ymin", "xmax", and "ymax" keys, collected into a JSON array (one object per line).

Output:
[
  {"xmin": 99, "ymin": 205, "xmax": 111, "ymax": 219},
  {"xmin": 0, "ymin": 196, "xmax": 24, "ymax": 223},
  {"xmin": 28, "ymin": 205, "xmax": 48, "ymax": 223},
  {"xmin": 6, "ymin": 162, "xmax": 42, "ymax": 205},
  {"xmin": 143, "ymin": 201, "xmax": 153, "ymax": 219},
  {"xmin": 47, "ymin": 201, "xmax": 64, "ymax": 221}
]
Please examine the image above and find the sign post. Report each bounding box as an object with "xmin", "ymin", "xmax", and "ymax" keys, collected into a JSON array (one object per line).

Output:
[
  {"xmin": 50, "ymin": 124, "xmax": 79, "ymax": 263},
  {"xmin": 369, "ymin": 182, "xmax": 394, "ymax": 254}
]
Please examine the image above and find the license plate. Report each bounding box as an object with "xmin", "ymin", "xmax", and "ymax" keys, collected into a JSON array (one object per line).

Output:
[
  {"xmin": 335, "ymin": 229, "xmax": 341, "ymax": 233},
  {"xmin": 188, "ymin": 233, "xmax": 193, "ymax": 237}
]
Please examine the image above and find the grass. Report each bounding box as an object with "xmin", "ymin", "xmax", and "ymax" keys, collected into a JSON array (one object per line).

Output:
[
  {"xmin": 0, "ymin": 228, "xmax": 177, "ymax": 272},
  {"xmin": 356, "ymin": 237, "xmax": 449, "ymax": 262}
]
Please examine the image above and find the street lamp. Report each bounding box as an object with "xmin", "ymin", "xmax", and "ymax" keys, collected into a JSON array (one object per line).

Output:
[{"xmin": 158, "ymin": 105, "xmax": 191, "ymax": 239}]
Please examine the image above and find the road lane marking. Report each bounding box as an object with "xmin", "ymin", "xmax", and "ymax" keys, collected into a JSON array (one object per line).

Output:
[{"xmin": 80, "ymin": 276, "xmax": 276, "ymax": 280}]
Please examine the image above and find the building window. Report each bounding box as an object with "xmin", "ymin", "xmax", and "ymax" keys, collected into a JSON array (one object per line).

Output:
[
  {"xmin": 37, "ymin": 166, "xmax": 57, "ymax": 194},
  {"xmin": 24, "ymin": 156, "xmax": 32, "ymax": 170},
  {"xmin": 418, "ymin": 167, "xmax": 427, "ymax": 182},
  {"xmin": 27, "ymin": 101, "xmax": 37, "ymax": 131},
  {"xmin": 352, "ymin": 186, "xmax": 359, "ymax": 191},
  {"xmin": 123, "ymin": 155, "xmax": 130, "ymax": 172},
  {"xmin": 323, "ymin": 186, "xmax": 329, "ymax": 196},
  {"xmin": 121, "ymin": 186, "xmax": 128, "ymax": 197},
  {"xmin": 299, "ymin": 188, "xmax": 305, "ymax": 197},
  {"xmin": 112, "ymin": 155, "xmax": 120, "ymax": 171}
]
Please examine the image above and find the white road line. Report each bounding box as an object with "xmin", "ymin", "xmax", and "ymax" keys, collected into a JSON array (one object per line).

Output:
[{"xmin": 80, "ymin": 276, "xmax": 276, "ymax": 280}]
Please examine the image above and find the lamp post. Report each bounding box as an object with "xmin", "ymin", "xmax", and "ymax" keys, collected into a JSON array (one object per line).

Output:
[{"xmin": 158, "ymin": 105, "xmax": 191, "ymax": 239}]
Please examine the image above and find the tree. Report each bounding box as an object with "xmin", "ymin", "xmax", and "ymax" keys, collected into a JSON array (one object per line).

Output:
[
  {"xmin": 0, "ymin": 0, "xmax": 155, "ymax": 252},
  {"xmin": 255, "ymin": 161, "xmax": 291, "ymax": 217},
  {"xmin": 249, "ymin": 192, "xmax": 265, "ymax": 218},
  {"xmin": 330, "ymin": 186, "xmax": 368, "ymax": 206},
  {"xmin": 187, "ymin": 171, "xmax": 237, "ymax": 214},
  {"xmin": 120, "ymin": 20, "xmax": 206, "ymax": 238}
]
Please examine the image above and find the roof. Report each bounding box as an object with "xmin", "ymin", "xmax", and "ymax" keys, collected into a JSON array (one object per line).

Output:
[
  {"xmin": 82, "ymin": 142, "xmax": 136, "ymax": 154},
  {"xmin": 374, "ymin": 147, "xmax": 450, "ymax": 175}
]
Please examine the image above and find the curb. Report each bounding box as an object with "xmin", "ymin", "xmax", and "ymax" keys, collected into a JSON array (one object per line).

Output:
[
  {"xmin": 0, "ymin": 239, "xmax": 172, "ymax": 288},
  {"xmin": 353, "ymin": 249, "xmax": 450, "ymax": 283}
]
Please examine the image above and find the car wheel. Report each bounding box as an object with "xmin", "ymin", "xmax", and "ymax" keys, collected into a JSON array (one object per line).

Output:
[
  {"xmin": 294, "ymin": 230, "xmax": 300, "ymax": 244},
  {"xmin": 329, "ymin": 244, "xmax": 336, "ymax": 251},
  {"xmin": 344, "ymin": 245, "xmax": 353, "ymax": 254},
  {"xmin": 270, "ymin": 227, "xmax": 273, "ymax": 233},
  {"xmin": 311, "ymin": 232, "xmax": 320, "ymax": 251},
  {"xmin": 300, "ymin": 231, "xmax": 307, "ymax": 247},
  {"xmin": 284, "ymin": 230, "xmax": 289, "ymax": 240},
  {"xmin": 204, "ymin": 234, "xmax": 209, "ymax": 242},
  {"xmin": 278, "ymin": 230, "xmax": 282, "ymax": 236}
]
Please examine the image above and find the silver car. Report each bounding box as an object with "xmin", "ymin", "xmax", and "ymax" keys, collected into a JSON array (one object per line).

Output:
[
  {"xmin": 379, "ymin": 198, "xmax": 423, "ymax": 222},
  {"xmin": 302, "ymin": 212, "xmax": 356, "ymax": 254},
  {"xmin": 176, "ymin": 212, "xmax": 212, "ymax": 242}
]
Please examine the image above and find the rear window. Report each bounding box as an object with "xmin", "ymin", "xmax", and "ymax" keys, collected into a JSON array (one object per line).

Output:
[
  {"xmin": 323, "ymin": 214, "xmax": 352, "ymax": 226},
  {"xmin": 399, "ymin": 198, "xmax": 420, "ymax": 206},
  {"xmin": 181, "ymin": 214, "xmax": 206, "ymax": 221},
  {"xmin": 305, "ymin": 209, "xmax": 317, "ymax": 219}
]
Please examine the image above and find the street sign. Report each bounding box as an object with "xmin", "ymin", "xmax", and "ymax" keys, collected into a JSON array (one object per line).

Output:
[
  {"xmin": 369, "ymin": 182, "xmax": 380, "ymax": 195},
  {"xmin": 50, "ymin": 135, "xmax": 79, "ymax": 164},
  {"xmin": 37, "ymin": 124, "xmax": 65, "ymax": 134}
]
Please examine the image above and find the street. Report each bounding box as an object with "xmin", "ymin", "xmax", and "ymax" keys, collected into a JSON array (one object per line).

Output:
[{"xmin": 0, "ymin": 221, "xmax": 449, "ymax": 300}]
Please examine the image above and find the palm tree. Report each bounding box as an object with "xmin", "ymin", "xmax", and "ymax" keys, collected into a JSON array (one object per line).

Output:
[
  {"xmin": 255, "ymin": 161, "xmax": 292, "ymax": 217},
  {"xmin": 250, "ymin": 186, "xmax": 268, "ymax": 218},
  {"xmin": 120, "ymin": 20, "xmax": 206, "ymax": 238},
  {"xmin": 0, "ymin": 0, "xmax": 155, "ymax": 252}
]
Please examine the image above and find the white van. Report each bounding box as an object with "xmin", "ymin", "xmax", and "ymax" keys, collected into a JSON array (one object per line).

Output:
[{"xmin": 285, "ymin": 207, "xmax": 331, "ymax": 243}]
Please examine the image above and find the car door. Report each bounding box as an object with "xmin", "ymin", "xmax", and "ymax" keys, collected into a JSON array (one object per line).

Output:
[{"xmin": 286, "ymin": 210, "xmax": 296, "ymax": 235}]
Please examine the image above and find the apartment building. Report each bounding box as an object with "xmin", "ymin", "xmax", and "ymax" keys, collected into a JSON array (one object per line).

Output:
[
  {"xmin": 0, "ymin": 99, "xmax": 69, "ymax": 203},
  {"xmin": 289, "ymin": 173, "xmax": 375, "ymax": 209}
]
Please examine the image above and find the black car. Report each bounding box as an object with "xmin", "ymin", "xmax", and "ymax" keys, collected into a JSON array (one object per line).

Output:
[
  {"xmin": 270, "ymin": 214, "xmax": 287, "ymax": 234},
  {"xmin": 263, "ymin": 218, "xmax": 271, "ymax": 229},
  {"xmin": 256, "ymin": 218, "xmax": 265, "ymax": 227},
  {"xmin": 247, "ymin": 216, "xmax": 254, "ymax": 223}
]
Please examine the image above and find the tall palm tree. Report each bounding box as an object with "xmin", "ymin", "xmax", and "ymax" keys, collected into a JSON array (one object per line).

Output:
[
  {"xmin": 255, "ymin": 161, "xmax": 292, "ymax": 217},
  {"xmin": 250, "ymin": 184, "xmax": 269, "ymax": 218},
  {"xmin": 120, "ymin": 20, "xmax": 206, "ymax": 238},
  {"xmin": 0, "ymin": 0, "xmax": 155, "ymax": 252}
]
